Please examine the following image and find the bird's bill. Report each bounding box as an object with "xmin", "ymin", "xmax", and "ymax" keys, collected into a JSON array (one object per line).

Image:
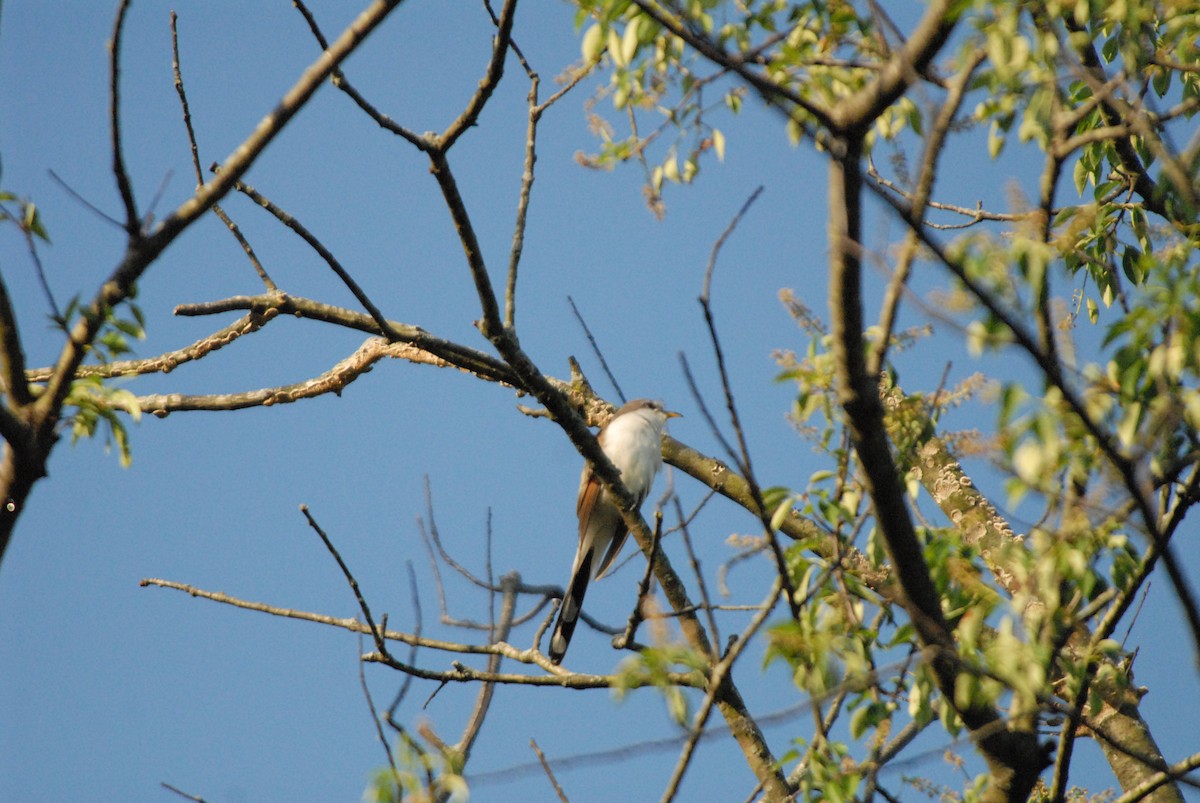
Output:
[{"xmin": 665, "ymin": 410, "xmax": 683, "ymax": 419}]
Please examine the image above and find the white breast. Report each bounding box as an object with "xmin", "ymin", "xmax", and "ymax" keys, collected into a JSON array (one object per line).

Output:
[{"xmin": 600, "ymin": 408, "xmax": 664, "ymax": 500}]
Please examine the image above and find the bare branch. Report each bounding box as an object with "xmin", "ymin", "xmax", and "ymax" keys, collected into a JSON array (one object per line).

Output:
[
  {"xmin": 160, "ymin": 782, "xmax": 208, "ymax": 803},
  {"xmin": 26, "ymin": 311, "xmax": 274, "ymax": 384},
  {"xmin": 613, "ymin": 511, "xmax": 664, "ymax": 652},
  {"xmin": 454, "ymin": 573, "xmax": 519, "ymax": 764},
  {"xmin": 673, "ymin": 496, "xmax": 720, "ymax": 647},
  {"xmin": 358, "ymin": 631, "xmax": 401, "ymax": 788},
  {"xmin": 174, "ymin": 293, "xmax": 515, "ymax": 386},
  {"xmin": 385, "ymin": 563, "xmax": 424, "ymax": 729},
  {"xmin": 119, "ymin": 338, "xmax": 401, "ymax": 417}
]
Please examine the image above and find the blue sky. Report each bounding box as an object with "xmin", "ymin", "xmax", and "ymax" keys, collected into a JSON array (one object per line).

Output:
[{"xmin": 1, "ymin": 1, "xmax": 1197, "ymax": 801}]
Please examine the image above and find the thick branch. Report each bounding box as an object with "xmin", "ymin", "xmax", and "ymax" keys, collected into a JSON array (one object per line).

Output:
[
  {"xmin": 829, "ymin": 0, "xmax": 958, "ymax": 135},
  {"xmin": 25, "ymin": 311, "xmax": 274, "ymax": 384},
  {"xmin": 121, "ymin": 338, "xmax": 461, "ymax": 416},
  {"xmin": 175, "ymin": 293, "xmax": 515, "ymax": 386},
  {"xmin": 0, "ymin": 271, "xmax": 33, "ymax": 409},
  {"xmin": 829, "ymin": 136, "xmax": 1047, "ymax": 800}
]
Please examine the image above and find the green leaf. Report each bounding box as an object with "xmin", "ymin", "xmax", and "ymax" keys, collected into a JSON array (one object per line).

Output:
[
  {"xmin": 712, "ymin": 128, "xmax": 725, "ymax": 162},
  {"xmin": 23, "ymin": 202, "xmax": 50, "ymax": 242},
  {"xmin": 620, "ymin": 17, "xmax": 641, "ymax": 66},
  {"xmin": 581, "ymin": 23, "xmax": 606, "ymax": 62},
  {"xmin": 849, "ymin": 701, "xmax": 891, "ymax": 739},
  {"xmin": 987, "ymin": 124, "xmax": 1005, "ymax": 159}
]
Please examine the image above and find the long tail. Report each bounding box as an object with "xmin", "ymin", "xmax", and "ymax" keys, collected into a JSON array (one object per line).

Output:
[{"xmin": 549, "ymin": 549, "xmax": 594, "ymax": 665}]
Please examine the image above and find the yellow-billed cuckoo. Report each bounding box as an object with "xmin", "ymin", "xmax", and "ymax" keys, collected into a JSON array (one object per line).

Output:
[{"xmin": 549, "ymin": 398, "xmax": 681, "ymax": 665}]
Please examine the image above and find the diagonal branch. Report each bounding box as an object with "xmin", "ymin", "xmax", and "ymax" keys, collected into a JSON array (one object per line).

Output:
[
  {"xmin": 439, "ymin": 0, "xmax": 518, "ymax": 149},
  {"xmin": 291, "ymin": 0, "xmax": 425, "ymax": 148},
  {"xmin": 234, "ymin": 180, "xmax": 396, "ymax": 340}
]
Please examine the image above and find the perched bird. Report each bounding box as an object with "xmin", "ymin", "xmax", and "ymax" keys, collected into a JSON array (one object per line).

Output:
[{"xmin": 549, "ymin": 399, "xmax": 681, "ymax": 665}]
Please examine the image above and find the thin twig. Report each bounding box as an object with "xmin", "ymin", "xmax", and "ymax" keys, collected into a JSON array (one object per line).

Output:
[
  {"xmin": 160, "ymin": 782, "xmax": 207, "ymax": 803},
  {"xmin": 25, "ymin": 311, "xmax": 276, "ymax": 383},
  {"xmin": 700, "ymin": 186, "xmax": 763, "ymax": 303},
  {"xmin": 567, "ymin": 296, "xmax": 626, "ymax": 403},
  {"xmin": 673, "ymin": 496, "xmax": 720, "ymax": 647},
  {"xmin": 455, "ymin": 573, "xmax": 519, "ymax": 764},
  {"xmin": 689, "ymin": 188, "xmax": 799, "ymax": 619},
  {"xmin": 386, "ymin": 562, "xmax": 423, "ymax": 729},
  {"xmin": 107, "ymin": 0, "xmax": 139, "ymax": 235},
  {"xmin": 291, "ymin": 0, "xmax": 425, "ymax": 147},
  {"xmin": 13, "ymin": 208, "xmax": 63, "ymax": 325},
  {"xmin": 614, "ymin": 510, "xmax": 664, "ymax": 650},
  {"xmin": 145, "ymin": 574, "xmax": 704, "ymax": 685},
  {"xmin": 235, "ymin": 180, "xmax": 396, "ymax": 335},
  {"xmin": 500, "ymin": 56, "xmax": 597, "ymax": 322},
  {"xmin": 46, "ymin": 169, "xmax": 124, "ymax": 230},
  {"xmin": 439, "ymin": 0, "xmax": 518, "ymax": 149},
  {"xmin": 171, "ymin": 12, "xmax": 276, "ymax": 289},
  {"xmin": 301, "ymin": 504, "xmax": 388, "ymax": 657},
  {"xmin": 358, "ymin": 632, "xmax": 401, "ymax": 789},
  {"xmin": 471, "ymin": 700, "xmax": 814, "ymax": 787},
  {"xmin": 530, "ymin": 738, "xmax": 571, "ymax": 803},
  {"xmin": 170, "ymin": 12, "xmax": 203, "ymax": 187}
]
